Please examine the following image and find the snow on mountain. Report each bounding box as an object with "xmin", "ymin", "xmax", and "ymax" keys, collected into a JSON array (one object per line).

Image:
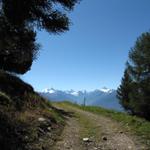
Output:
[
  {"xmin": 43, "ymin": 88, "xmax": 56, "ymax": 93},
  {"xmin": 70, "ymin": 91, "xmax": 79, "ymax": 96},
  {"xmin": 100, "ymin": 87, "xmax": 113, "ymax": 93},
  {"xmin": 39, "ymin": 88, "xmax": 123, "ymax": 111},
  {"xmin": 66, "ymin": 89, "xmax": 79, "ymax": 96}
]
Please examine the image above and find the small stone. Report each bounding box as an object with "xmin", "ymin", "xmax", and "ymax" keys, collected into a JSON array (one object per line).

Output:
[
  {"xmin": 83, "ymin": 138, "xmax": 90, "ymax": 142},
  {"xmin": 39, "ymin": 138, "xmax": 44, "ymax": 142},
  {"xmin": 102, "ymin": 136, "xmax": 107, "ymax": 141},
  {"xmin": 128, "ymin": 146, "xmax": 132, "ymax": 149},
  {"xmin": 24, "ymin": 136, "xmax": 28, "ymax": 140},
  {"xmin": 47, "ymin": 127, "xmax": 51, "ymax": 131},
  {"xmin": 38, "ymin": 117, "xmax": 46, "ymax": 122},
  {"xmin": 119, "ymin": 131, "xmax": 123, "ymax": 134}
]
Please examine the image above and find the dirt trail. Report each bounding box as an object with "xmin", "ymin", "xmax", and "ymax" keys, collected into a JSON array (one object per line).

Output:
[
  {"xmin": 53, "ymin": 104, "xmax": 147, "ymax": 150},
  {"xmin": 53, "ymin": 116, "xmax": 83, "ymax": 150}
]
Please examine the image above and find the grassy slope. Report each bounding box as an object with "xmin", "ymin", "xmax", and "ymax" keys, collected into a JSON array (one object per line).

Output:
[
  {"xmin": 58, "ymin": 101, "xmax": 150, "ymax": 147},
  {"xmin": 1, "ymin": 69, "xmax": 149, "ymax": 149},
  {"xmin": 0, "ymin": 71, "xmax": 65, "ymax": 150}
]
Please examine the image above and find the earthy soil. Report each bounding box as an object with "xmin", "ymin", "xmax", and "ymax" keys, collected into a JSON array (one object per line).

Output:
[{"xmin": 53, "ymin": 104, "xmax": 148, "ymax": 150}]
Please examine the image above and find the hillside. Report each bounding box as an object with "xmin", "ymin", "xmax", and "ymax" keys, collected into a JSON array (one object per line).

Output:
[
  {"xmin": 0, "ymin": 71, "xmax": 65, "ymax": 150},
  {"xmin": 40, "ymin": 88, "xmax": 123, "ymax": 111}
]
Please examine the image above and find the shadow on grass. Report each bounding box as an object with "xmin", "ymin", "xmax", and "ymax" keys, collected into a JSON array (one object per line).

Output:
[{"xmin": 51, "ymin": 106, "xmax": 76, "ymax": 119}]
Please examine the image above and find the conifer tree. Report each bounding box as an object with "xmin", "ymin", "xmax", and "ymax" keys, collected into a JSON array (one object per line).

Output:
[
  {"xmin": 128, "ymin": 32, "xmax": 150, "ymax": 119},
  {"xmin": 118, "ymin": 32, "xmax": 150, "ymax": 120},
  {"xmin": 117, "ymin": 66, "xmax": 132, "ymax": 113},
  {"xmin": 0, "ymin": 0, "xmax": 79, "ymax": 74}
]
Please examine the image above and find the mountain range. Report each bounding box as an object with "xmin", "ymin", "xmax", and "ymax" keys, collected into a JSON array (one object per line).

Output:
[{"xmin": 39, "ymin": 87, "xmax": 123, "ymax": 111}]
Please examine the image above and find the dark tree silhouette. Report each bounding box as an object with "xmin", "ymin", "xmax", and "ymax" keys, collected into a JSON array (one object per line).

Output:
[
  {"xmin": 2, "ymin": 0, "xmax": 79, "ymax": 32},
  {"xmin": 0, "ymin": 0, "xmax": 79, "ymax": 74},
  {"xmin": 0, "ymin": 16, "xmax": 39, "ymax": 74},
  {"xmin": 118, "ymin": 32, "xmax": 150, "ymax": 120}
]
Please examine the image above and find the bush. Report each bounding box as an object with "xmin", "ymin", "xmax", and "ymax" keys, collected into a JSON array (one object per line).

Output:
[{"xmin": 0, "ymin": 70, "xmax": 33, "ymax": 96}]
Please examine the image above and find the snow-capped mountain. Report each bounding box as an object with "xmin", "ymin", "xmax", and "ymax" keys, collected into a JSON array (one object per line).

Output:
[{"xmin": 39, "ymin": 87, "xmax": 123, "ymax": 111}]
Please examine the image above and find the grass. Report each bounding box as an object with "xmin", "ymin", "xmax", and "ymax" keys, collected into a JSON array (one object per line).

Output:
[
  {"xmin": 0, "ymin": 91, "xmax": 12, "ymax": 106},
  {"xmin": 76, "ymin": 111, "xmax": 99, "ymax": 139},
  {"xmin": 59, "ymin": 101, "xmax": 150, "ymax": 147},
  {"xmin": 0, "ymin": 71, "xmax": 65, "ymax": 150},
  {"xmin": 0, "ymin": 94, "xmax": 65, "ymax": 150}
]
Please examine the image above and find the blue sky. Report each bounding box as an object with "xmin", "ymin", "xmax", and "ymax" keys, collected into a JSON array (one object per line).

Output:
[{"xmin": 23, "ymin": 0, "xmax": 150, "ymax": 91}]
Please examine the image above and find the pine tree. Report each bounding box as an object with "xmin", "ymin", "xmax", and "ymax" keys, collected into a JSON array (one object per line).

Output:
[
  {"xmin": 0, "ymin": 16, "xmax": 39, "ymax": 74},
  {"xmin": 119, "ymin": 32, "xmax": 150, "ymax": 120},
  {"xmin": 128, "ymin": 32, "xmax": 150, "ymax": 119},
  {"xmin": 0, "ymin": 0, "xmax": 79, "ymax": 74},
  {"xmin": 117, "ymin": 66, "xmax": 132, "ymax": 113}
]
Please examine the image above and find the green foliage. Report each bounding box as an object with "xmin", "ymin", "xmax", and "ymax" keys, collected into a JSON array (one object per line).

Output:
[
  {"xmin": 2, "ymin": 0, "xmax": 79, "ymax": 31},
  {"xmin": 0, "ymin": 15, "xmax": 39, "ymax": 74},
  {"xmin": 118, "ymin": 32, "xmax": 150, "ymax": 120},
  {"xmin": 117, "ymin": 67, "xmax": 133, "ymax": 112},
  {"xmin": 0, "ymin": 0, "xmax": 79, "ymax": 74},
  {"xmin": 0, "ymin": 16, "xmax": 39, "ymax": 74}
]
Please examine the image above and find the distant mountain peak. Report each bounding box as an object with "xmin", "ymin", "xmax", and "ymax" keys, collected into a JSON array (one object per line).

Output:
[
  {"xmin": 39, "ymin": 87, "xmax": 123, "ymax": 111},
  {"xmin": 70, "ymin": 91, "xmax": 79, "ymax": 96},
  {"xmin": 42, "ymin": 87, "xmax": 114, "ymax": 94},
  {"xmin": 43, "ymin": 88, "xmax": 55, "ymax": 93},
  {"xmin": 65, "ymin": 89, "xmax": 79, "ymax": 96},
  {"xmin": 100, "ymin": 87, "xmax": 112, "ymax": 93}
]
